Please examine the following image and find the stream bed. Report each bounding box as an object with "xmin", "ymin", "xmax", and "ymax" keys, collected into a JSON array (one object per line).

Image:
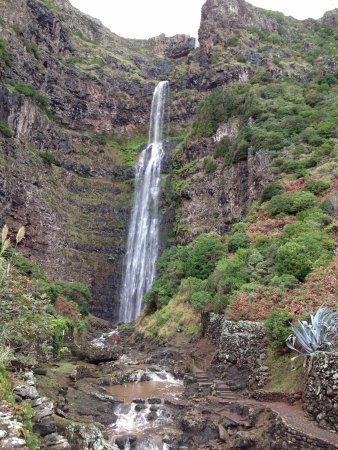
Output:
[{"xmin": 106, "ymin": 371, "xmax": 184, "ymax": 450}]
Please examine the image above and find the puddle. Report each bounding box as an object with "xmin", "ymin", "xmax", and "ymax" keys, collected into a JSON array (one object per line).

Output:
[{"xmin": 106, "ymin": 380, "xmax": 184, "ymax": 403}]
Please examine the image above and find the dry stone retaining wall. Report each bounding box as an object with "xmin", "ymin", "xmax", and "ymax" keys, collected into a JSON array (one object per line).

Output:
[{"xmin": 303, "ymin": 352, "xmax": 338, "ymax": 432}]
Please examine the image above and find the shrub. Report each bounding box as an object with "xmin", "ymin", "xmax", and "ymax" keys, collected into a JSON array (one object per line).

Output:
[
  {"xmin": 0, "ymin": 38, "xmax": 11, "ymax": 66},
  {"xmin": 14, "ymin": 84, "xmax": 51, "ymax": 116},
  {"xmin": 40, "ymin": 152, "xmax": 55, "ymax": 165},
  {"xmin": 0, "ymin": 121, "xmax": 13, "ymax": 138},
  {"xmin": 304, "ymin": 179, "xmax": 330, "ymax": 195},
  {"xmin": 190, "ymin": 291, "xmax": 213, "ymax": 310},
  {"xmin": 46, "ymin": 283, "xmax": 61, "ymax": 303},
  {"xmin": 224, "ymin": 139, "xmax": 248, "ymax": 165},
  {"xmin": 210, "ymin": 250, "xmax": 249, "ymax": 299},
  {"xmin": 10, "ymin": 253, "xmax": 46, "ymax": 280},
  {"xmin": 214, "ymin": 136, "xmax": 231, "ymax": 158},
  {"xmin": 185, "ymin": 234, "xmax": 224, "ymax": 279},
  {"xmin": 276, "ymin": 234, "xmax": 333, "ymax": 281},
  {"xmin": 228, "ymin": 232, "xmax": 249, "ymax": 253},
  {"xmin": 267, "ymin": 191, "xmax": 316, "ymax": 216},
  {"xmin": 270, "ymin": 274, "xmax": 299, "ymax": 290},
  {"xmin": 250, "ymin": 72, "xmax": 273, "ymax": 84},
  {"xmin": 226, "ymin": 36, "xmax": 239, "ymax": 47},
  {"xmin": 296, "ymin": 207, "xmax": 331, "ymax": 226},
  {"xmin": 204, "ymin": 158, "xmax": 217, "ymax": 174},
  {"xmin": 191, "ymin": 121, "xmax": 216, "ymax": 137},
  {"xmin": 96, "ymin": 135, "xmax": 108, "ymax": 145},
  {"xmin": 264, "ymin": 309, "xmax": 294, "ymax": 350},
  {"xmin": 259, "ymin": 182, "xmax": 284, "ymax": 203}
]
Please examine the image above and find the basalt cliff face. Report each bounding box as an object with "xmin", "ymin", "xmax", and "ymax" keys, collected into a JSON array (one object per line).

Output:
[{"xmin": 0, "ymin": 0, "xmax": 336, "ymax": 319}]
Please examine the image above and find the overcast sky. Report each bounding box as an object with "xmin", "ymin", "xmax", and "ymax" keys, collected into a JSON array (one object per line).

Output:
[{"xmin": 69, "ymin": 0, "xmax": 338, "ymax": 39}]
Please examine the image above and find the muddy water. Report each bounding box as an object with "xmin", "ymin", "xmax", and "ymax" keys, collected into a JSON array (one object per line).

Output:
[{"xmin": 106, "ymin": 380, "xmax": 184, "ymax": 403}]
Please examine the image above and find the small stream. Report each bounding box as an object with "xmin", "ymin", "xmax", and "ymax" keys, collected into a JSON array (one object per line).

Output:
[{"xmin": 107, "ymin": 371, "xmax": 184, "ymax": 450}]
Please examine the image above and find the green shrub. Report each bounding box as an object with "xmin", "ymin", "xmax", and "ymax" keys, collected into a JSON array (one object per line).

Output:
[
  {"xmin": 190, "ymin": 291, "xmax": 213, "ymax": 310},
  {"xmin": 10, "ymin": 253, "xmax": 46, "ymax": 280},
  {"xmin": 250, "ymin": 71, "xmax": 273, "ymax": 84},
  {"xmin": 185, "ymin": 234, "xmax": 224, "ymax": 279},
  {"xmin": 204, "ymin": 158, "xmax": 217, "ymax": 174},
  {"xmin": 0, "ymin": 38, "xmax": 11, "ymax": 66},
  {"xmin": 267, "ymin": 191, "xmax": 316, "ymax": 216},
  {"xmin": 51, "ymin": 318, "xmax": 74, "ymax": 357},
  {"xmin": 237, "ymin": 54, "xmax": 246, "ymax": 63},
  {"xmin": 78, "ymin": 301, "xmax": 89, "ymax": 317},
  {"xmin": 296, "ymin": 207, "xmax": 331, "ymax": 226},
  {"xmin": 96, "ymin": 135, "xmax": 108, "ymax": 145},
  {"xmin": 259, "ymin": 182, "xmax": 284, "ymax": 203},
  {"xmin": 14, "ymin": 84, "xmax": 51, "ymax": 115},
  {"xmin": 214, "ymin": 136, "xmax": 231, "ymax": 158},
  {"xmin": 224, "ymin": 139, "xmax": 248, "ymax": 165},
  {"xmin": 209, "ymin": 250, "xmax": 249, "ymax": 299},
  {"xmin": 53, "ymin": 280, "xmax": 91, "ymax": 301},
  {"xmin": 231, "ymin": 222, "xmax": 247, "ymax": 234},
  {"xmin": 264, "ymin": 309, "xmax": 293, "ymax": 349},
  {"xmin": 320, "ymin": 197, "xmax": 337, "ymax": 216},
  {"xmin": 226, "ymin": 36, "xmax": 239, "ymax": 47},
  {"xmin": 40, "ymin": 152, "xmax": 55, "ymax": 165},
  {"xmin": 276, "ymin": 233, "xmax": 333, "ymax": 281},
  {"xmin": 228, "ymin": 232, "xmax": 249, "ymax": 253},
  {"xmin": 0, "ymin": 121, "xmax": 13, "ymax": 138},
  {"xmin": 304, "ymin": 179, "xmax": 330, "ymax": 195},
  {"xmin": 269, "ymin": 274, "xmax": 299, "ymax": 290},
  {"xmin": 191, "ymin": 121, "xmax": 216, "ymax": 137},
  {"xmin": 46, "ymin": 283, "xmax": 61, "ymax": 303}
]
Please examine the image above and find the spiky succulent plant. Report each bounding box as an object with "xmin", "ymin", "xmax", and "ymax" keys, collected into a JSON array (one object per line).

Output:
[{"xmin": 286, "ymin": 306, "xmax": 338, "ymax": 355}]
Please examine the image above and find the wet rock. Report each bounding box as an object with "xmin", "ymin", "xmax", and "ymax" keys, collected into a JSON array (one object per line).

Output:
[
  {"xmin": 65, "ymin": 423, "xmax": 118, "ymax": 450},
  {"xmin": 34, "ymin": 368, "xmax": 47, "ymax": 376},
  {"xmin": 70, "ymin": 365, "xmax": 94, "ymax": 381},
  {"xmin": 148, "ymin": 398, "xmax": 162, "ymax": 404},
  {"xmin": 75, "ymin": 344, "xmax": 121, "ymax": 364},
  {"xmin": 1, "ymin": 437, "xmax": 27, "ymax": 448},
  {"xmin": 40, "ymin": 432, "xmax": 71, "ymax": 450},
  {"xmin": 13, "ymin": 385, "xmax": 39, "ymax": 400},
  {"xmin": 33, "ymin": 417, "xmax": 57, "ymax": 437},
  {"xmin": 147, "ymin": 411, "xmax": 158, "ymax": 421},
  {"xmin": 134, "ymin": 404, "xmax": 146, "ymax": 412}
]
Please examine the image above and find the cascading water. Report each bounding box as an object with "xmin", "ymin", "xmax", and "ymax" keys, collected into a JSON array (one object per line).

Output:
[{"xmin": 119, "ymin": 81, "xmax": 170, "ymax": 323}]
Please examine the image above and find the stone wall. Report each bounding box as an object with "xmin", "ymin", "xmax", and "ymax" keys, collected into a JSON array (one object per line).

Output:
[
  {"xmin": 203, "ymin": 314, "xmax": 269, "ymax": 389},
  {"xmin": 269, "ymin": 414, "xmax": 337, "ymax": 450},
  {"xmin": 303, "ymin": 352, "xmax": 338, "ymax": 432}
]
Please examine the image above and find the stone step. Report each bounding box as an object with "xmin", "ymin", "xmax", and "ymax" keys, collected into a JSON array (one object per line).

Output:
[{"xmin": 198, "ymin": 382, "xmax": 213, "ymax": 387}]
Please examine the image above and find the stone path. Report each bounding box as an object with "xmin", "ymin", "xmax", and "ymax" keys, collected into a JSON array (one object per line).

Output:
[{"xmin": 207, "ymin": 393, "xmax": 338, "ymax": 448}]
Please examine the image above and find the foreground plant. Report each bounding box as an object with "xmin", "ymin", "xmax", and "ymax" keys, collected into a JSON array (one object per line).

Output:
[
  {"xmin": 0, "ymin": 224, "xmax": 25, "ymax": 285},
  {"xmin": 286, "ymin": 306, "xmax": 338, "ymax": 355}
]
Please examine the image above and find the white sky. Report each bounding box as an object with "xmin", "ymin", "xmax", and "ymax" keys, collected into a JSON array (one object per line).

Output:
[{"xmin": 69, "ymin": 0, "xmax": 338, "ymax": 39}]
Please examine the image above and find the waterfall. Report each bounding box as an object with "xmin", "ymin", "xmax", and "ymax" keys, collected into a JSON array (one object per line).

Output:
[{"xmin": 119, "ymin": 81, "xmax": 170, "ymax": 323}]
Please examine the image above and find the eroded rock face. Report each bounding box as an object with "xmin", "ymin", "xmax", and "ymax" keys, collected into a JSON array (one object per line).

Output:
[
  {"xmin": 147, "ymin": 34, "xmax": 196, "ymax": 58},
  {"xmin": 178, "ymin": 147, "xmax": 273, "ymax": 243}
]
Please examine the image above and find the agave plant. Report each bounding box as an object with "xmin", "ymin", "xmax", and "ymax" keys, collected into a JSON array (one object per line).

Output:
[{"xmin": 286, "ymin": 306, "xmax": 338, "ymax": 355}]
